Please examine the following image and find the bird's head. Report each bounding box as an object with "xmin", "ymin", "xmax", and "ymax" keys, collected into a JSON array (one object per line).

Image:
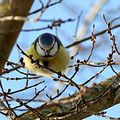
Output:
[{"xmin": 34, "ymin": 33, "xmax": 62, "ymax": 58}]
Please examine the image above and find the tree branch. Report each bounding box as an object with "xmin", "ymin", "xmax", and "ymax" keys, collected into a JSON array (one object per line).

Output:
[
  {"xmin": 66, "ymin": 23, "xmax": 120, "ymax": 48},
  {"xmin": 15, "ymin": 73, "xmax": 120, "ymax": 120}
]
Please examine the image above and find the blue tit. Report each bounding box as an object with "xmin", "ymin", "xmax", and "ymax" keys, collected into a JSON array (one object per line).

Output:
[{"xmin": 24, "ymin": 33, "xmax": 70, "ymax": 77}]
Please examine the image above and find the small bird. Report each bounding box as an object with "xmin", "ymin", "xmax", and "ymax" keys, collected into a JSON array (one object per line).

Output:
[{"xmin": 24, "ymin": 33, "xmax": 70, "ymax": 77}]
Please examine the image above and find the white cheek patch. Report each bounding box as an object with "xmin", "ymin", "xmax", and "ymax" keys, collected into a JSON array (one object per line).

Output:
[
  {"xmin": 36, "ymin": 42, "xmax": 45, "ymax": 56},
  {"xmin": 49, "ymin": 41, "xmax": 58, "ymax": 56}
]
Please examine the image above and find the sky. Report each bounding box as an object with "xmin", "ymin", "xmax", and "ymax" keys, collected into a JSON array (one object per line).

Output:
[{"xmin": 1, "ymin": 0, "xmax": 120, "ymax": 120}]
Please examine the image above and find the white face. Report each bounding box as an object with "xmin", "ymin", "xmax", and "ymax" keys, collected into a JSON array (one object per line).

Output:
[{"xmin": 35, "ymin": 33, "xmax": 60, "ymax": 57}]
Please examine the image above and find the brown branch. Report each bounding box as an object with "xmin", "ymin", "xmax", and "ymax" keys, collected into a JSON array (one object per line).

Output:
[
  {"xmin": 14, "ymin": 73, "xmax": 120, "ymax": 120},
  {"xmin": 28, "ymin": 0, "xmax": 63, "ymax": 16},
  {"xmin": 66, "ymin": 23, "xmax": 120, "ymax": 48}
]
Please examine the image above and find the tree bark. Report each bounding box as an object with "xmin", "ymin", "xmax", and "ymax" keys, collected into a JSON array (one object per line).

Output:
[
  {"xmin": 15, "ymin": 73, "xmax": 120, "ymax": 120},
  {"xmin": 0, "ymin": 0, "xmax": 34, "ymax": 75}
]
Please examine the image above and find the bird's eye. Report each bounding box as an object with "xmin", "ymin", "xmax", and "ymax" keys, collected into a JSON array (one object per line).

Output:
[{"xmin": 35, "ymin": 33, "xmax": 60, "ymax": 57}]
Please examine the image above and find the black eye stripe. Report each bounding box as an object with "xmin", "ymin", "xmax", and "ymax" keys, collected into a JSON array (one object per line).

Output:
[
  {"xmin": 38, "ymin": 40, "xmax": 46, "ymax": 52},
  {"xmin": 48, "ymin": 38, "xmax": 57, "ymax": 52}
]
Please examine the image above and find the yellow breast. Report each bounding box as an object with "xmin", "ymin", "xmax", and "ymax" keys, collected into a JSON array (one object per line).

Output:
[{"xmin": 24, "ymin": 45, "xmax": 69, "ymax": 77}]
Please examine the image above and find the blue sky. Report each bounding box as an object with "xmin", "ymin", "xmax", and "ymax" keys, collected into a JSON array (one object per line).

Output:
[{"xmin": 1, "ymin": 0, "xmax": 120, "ymax": 120}]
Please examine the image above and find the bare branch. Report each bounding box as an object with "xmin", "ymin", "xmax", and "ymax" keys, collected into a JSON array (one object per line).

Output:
[{"xmin": 15, "ymin": 73, "xmax": 120, "ymax": 120}]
